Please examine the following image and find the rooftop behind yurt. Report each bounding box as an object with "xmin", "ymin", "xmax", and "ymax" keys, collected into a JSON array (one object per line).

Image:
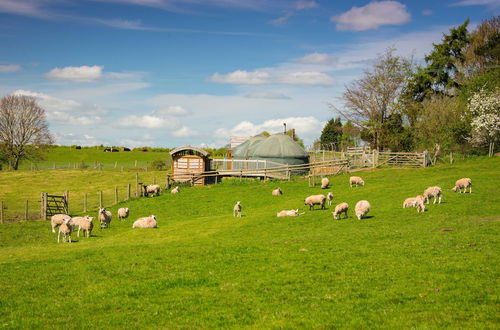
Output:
[{"xmin": 248, "ymin": 134, "xmax": 309, "ymax": 165}]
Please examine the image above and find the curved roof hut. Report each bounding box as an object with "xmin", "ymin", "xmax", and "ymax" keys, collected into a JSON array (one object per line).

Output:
[
  {"xmin": 169, "ymin": 146, "xmax": 210, "ymax": 186},
  {"xmin": 232, "ymin": 136, "xmax": 266, "ymax": 159},
  {"xmin": 249, "ymin": 134, "xmax": 309, "ymax": 165}
]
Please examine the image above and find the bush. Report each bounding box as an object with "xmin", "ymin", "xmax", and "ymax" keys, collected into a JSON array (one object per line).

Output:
[{"xmin": 150, "ymin": 160, "xmax": 167, "ymax": 171}]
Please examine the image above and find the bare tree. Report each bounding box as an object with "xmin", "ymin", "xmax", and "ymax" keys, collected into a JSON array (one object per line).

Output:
[
  {"xmin": 333, "ymin": 48, "xmax": 414, "ymax": 150},
  {"xmin": 0, "ymin": 95, "xmax": 54, "ymax": 170}
]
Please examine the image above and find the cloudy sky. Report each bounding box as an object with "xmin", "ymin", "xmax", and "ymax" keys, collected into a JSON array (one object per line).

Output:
[{"xmin": 0, "ymin": 0, "xmax": 498, "ymax": 148}]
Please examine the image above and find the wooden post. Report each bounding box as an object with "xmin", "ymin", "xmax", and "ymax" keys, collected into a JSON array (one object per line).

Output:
[
  {"xmin": 84, "ymin": 193, "xmax": 87, "ymax": 212},
  {"xmin": 65, "ymin": 190, "xmax": 69, "ymax": 215},
  {"xmin": 115, "ymin": 186, "xmax": 118, "ymax": 204},
  {"xmin": 127, "ymin": 184, "xmax": 131, "ymax": 200},
  {"xmin": 166, "ymin": 175, "xmax": 171, "ymax": 190},
  {"xmin": 450, "ymin": 152, "xmax": 453, "ymax": 164},
  {"xmin": 239, "ymin": 170, "xmax": 242, "ymax": 182},
  {"xmin": 1, "ymin": 200, "xmax": 4, "ymax": 224},
  {"xmin": 422, "ymin": 152, "xmax": 427, "ymax": 168},
  {"xmin": 25, "ymin": 200, "xmax": 28, "ymax": 220},
  {"xmin": 135, "ymin": 173, "xmax": 139, "ymax": 197},
  {"xmin": 53, "ymin": 162, "xmax": 56, "ymax": 169},
  {"xmin": 114, "ymin": 161, "xmax": 117, "ymax": 169},
  {"xmin": 99, "ymin": 191, "xmax": 103, "ymax": 208},
  {"xmin": 215, "ymin": 173, "xmax": 218, "ymax": 185},
  {"xmin": 287, "ymin": 165, "xmax": 291, "ymax": 181}
]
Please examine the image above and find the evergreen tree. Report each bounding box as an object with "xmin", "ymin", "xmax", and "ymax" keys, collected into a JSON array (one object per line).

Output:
[{"xmin": 320, "ymin": 118, "xmax": 342, "ymax": 150}]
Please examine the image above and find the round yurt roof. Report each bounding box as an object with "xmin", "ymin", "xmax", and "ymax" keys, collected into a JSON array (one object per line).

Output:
[
  {"xmin": 249, "ymin": 134, "xmax": 309, "ymax": 165},
  {"xmin": 232, "ymin": 136, "xmax": 266, "ymax": 159}
]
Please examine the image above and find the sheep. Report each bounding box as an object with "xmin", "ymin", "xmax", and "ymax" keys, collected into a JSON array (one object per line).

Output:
[
  {"xmin": 321, "ymin": 177, "xmax": 330, "ymax": 189},
  {"xmin": 171, "ymin": 186, "xmax": 180, "ymax": 194},
  {"xmin": 349, "ymin": 176, "xmax": 365, "ymax": 187},
  {"xmin": 143, "ymin": 184, "xmax": 161, "ymax": 197},
  {"xmin": 354, "ymin": 200, "xmax": 371, "ymax": 219},
  {"xmin": 333, "ymin": 202, "xmax": 349, "ymax": 220},
  {"xmin": 304, "ymin": 194, "xmax": 326, "ymax": 210},
  {"xmin": 423, "ymin": 186, "xmax": 442, "ymax": 204},
  {"xmin": 403, "ymin": 197, "xmax": 417, "ymax": 208},
  {"xmin": 98, "ymin": 208, "xmax": 112, "ymax": 229},
  {"xmin": 233, "ymin": 201, "xmax": 242, "ymax": 217},
  {"xmin": 77, "ymin": 217, "xmax": 94, "ymax": 238},
  {"xmin": 272, "ymin": 187, "xmax": 283, "ymax": 196},
  {"xmin": 452, "ymin": 178, "xmax": 472, "ymax": 193},
  {"xmin": 51, "ymin": 213, "xmax": 71, "ymax": 233},
  {"xmin": 69, "ymin": 215, "xmax": 92, "ymax": 229},
  {"xmin": 327, "ymin": 192, "xmax": 334, "ymax": 206},
  {"xmin": 57, "ymin": 218, "xmax": 72, "ymax": 243},
  {"xmin": 117, "ymin": 207, "xmax": 129, "ymax": 220},
  {"xmin": 132, "ymin": 215, "xmax": 157, "ymax": 228},
  {"xmin": 415, "ymin": 195, "xmax": 426, "ymax": 213},
  {"xmin": 277, "ymin": 209, "xmax": 300, "ymax": 217}
]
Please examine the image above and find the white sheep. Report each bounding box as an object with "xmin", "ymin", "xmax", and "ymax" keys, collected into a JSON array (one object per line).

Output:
[
  {"xmin": 143, "ymin": 184, "xmax": 161, "ymax": 197},
  {"xmin": 69, "ymin": 215, "xmax": 92, "ymax": 229},
  {"xmin": 304, "ymin": 194, "xmax": 326, "ymax": 210},
  {"xmin": 415, "ymin": 195, "xmax": 426, "ymax": 213},
  {"xmin": 321, "ymin": 177, "xmax": 330, "ymax": 189},
  {"xmin": 77, "ymin": 217, "xmax": 94, "ymax": 238},
  {"xmin": 171, "ymin": 186, "xmax": 180, "ymax": 194},
  {"xmin": 355, "ymin": 200, "xmax": 371, "ymax": 219},
  {"xmin": 403, "ymin": 197, "xmax": 417, "ymax": 208},
  {"xmin": 350, "ymin": 176, "xmax": 365, "ymax": 187},
  {"xmin": 233, "ymin": 201, "xmax": 242, "ymax": 217},
  {"xmin": 272, "ymin": 188, "xmax": 283, "ymax": 196},
  {"xmin": 333, "ymin": 202, "xmax": 349, "ymax": 220},
  {"xmin": 132, "ymin": 215, "xmax": 157, "ymax": 228},
  {"xmin": 51, "ymin": 213, "xmax": 71, "ymax": 233},
  {"xmin": 57, "ymin": 218, "xmax": 72, "ymax": 243},
  {"xmin": 118, "ymin": 207, "xmax": 129, "ymax": 220},
  {"xmin": 98, "ymin": 208, "xmax": 112, "ymax": 229},
  {"xmin": 452, "ymin": 178, "xmax": 472, "ymax": 193},
  {"xmin": 423, "ymin": 186, "xmax": 442, "ymax": 204},
  {"xmin": 327, "ymin": 192, "xmax": 334, "ymax": 206},
  {"xmin": 277, "ymin": 209, "xmax": 300, "ymax": 217}
]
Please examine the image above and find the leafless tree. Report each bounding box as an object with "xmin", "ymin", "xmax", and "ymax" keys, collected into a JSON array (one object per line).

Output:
[
  {"xmin": 332, "ymin": 48, "xmax": 414, "ymax": 150},
  {"xmin": 0, "ymin": 95, "xmax": 54, "ymax": 170}
]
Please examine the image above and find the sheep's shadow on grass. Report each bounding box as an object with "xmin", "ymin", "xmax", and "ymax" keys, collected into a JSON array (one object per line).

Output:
[{"xmin": 362, "ymin": 215, "xmax": 375, "ymax": 219}]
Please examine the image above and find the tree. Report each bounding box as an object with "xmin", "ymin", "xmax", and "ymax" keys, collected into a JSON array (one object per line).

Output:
[
  {"xmin": 285, "ymin": 129, "xmax": 304, "ymax": 148},
  {"xmin": 335, "ymin": 48, "xmax": 413, "ymax": 150},
  {"xmin": 0, "ymin": 95, "xmax": 54, "ymax": 170},
  {"xmin": 320, "ymin": 118, "xmax": 342, "ymax": 150}
]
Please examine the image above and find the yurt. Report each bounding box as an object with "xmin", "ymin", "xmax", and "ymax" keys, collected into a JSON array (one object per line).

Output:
[
  {"xmin": 232, "ymin": 135, "xmax": 267, "ymax": 160},
  {"xmin": 249, "ymin": 134, "xmax": 309, "ymax": 165}
]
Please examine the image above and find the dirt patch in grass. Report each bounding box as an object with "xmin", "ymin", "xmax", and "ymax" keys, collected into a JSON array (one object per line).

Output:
[{"xmin": 472, "ymin": 217, "xmax": 500, "ymax": 222}]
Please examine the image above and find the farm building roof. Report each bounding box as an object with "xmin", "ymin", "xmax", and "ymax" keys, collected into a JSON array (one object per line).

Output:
[{"xmin": 169, "ymin": 146, "xmax": 209, "ymax": 157}]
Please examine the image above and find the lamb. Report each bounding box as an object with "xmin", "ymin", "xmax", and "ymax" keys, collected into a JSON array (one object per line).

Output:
[
  {"xmin": 277, "ymin": 209, "xmax": 300, "ymax": 217},
  {"xmin": 57, "ymin": 218, "xmax": 72, "ymax": 243},
  {"xmin": 333, "ymin": 202, "xmax": 349, "ymax": 220},
  {"xmin": 171, "ymin": 186, "xmax": 180, "ymax": 194},
  {"xmin": 77, "ymin": 217, "xmax": 94, "ymax": 238},
  {"xmin": 321, "ymin": 177, "xmax": 329, "ymax": 189},
  {"xmin": 304, "ymin": 194, "xmax": 326, "ymax": 210},
  {"xmin": 415, "ymin": 195, "xmax": 426, "ymax": 213},
  {"xmin": 452, "ymin": 178, "xmax": 472, "ymax": 193},
  {"xmin": 272, "ymin": 188, "xmax": 283, "ymax": 196},
  {"xmin": 423, "ymin": 186, "xmax": 442, "ymax": 204},
  {"xmin": 349, "ymin": 176, "xmax": 365, "ymax": 187},
  {"xmin": 117, "ymin": 207, "xmax": 129, "ymax": 220},
  {"xmin": 327, "ymin": 192, "xmax": 334, "ymax": 206},
  {"xmin": 51, "ymin": 213, "xmax": 71, "ymax": 233},
  {"xmin": 69, "ymin": 215, "xmax": 92, "ymax": 229},
  {"xmin": 98, "ymin": 208, "xmax": 112, "ymax": 229},
  {"xmin": 233, "ymin": 201, "xmax": 242, "ymax": 217},
  {"xmin": 143, "ymin": 184, "xmax": 161, "ymax": 197},
  {"xmin": 403, "ymin": 197, "xmax": 417, "ymax": 208},
  {"xmin": 132, "ymin": 215, "xmax": 157, "ymax": 228},
  {"xmin": 354, "ymin": 200, "xmax": 371, "ymax": 219}
]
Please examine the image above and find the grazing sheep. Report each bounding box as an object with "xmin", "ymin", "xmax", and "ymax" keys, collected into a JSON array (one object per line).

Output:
[
  {"xmin": 403, "ymin": 196, "xmax": 426, "ymax": 212},
  {"xmin": 321, "ymin": 177, "xmax": 330, "ymax": 189},
  {"xmin": 354, "ymin": 200, "xmax": 371, "ymax": 219},
  {"xmin": 98, "ymin": 208, "xmax": 112, "ymax": 229},
  {"xmin": 327, "ymin": 192, "xmax": 334, "ymax": 206},
  {"xmin": 171, "ymin": 186, "xmax": 180, "ymax": 194},
  {"xmin": 452, "ymin": 178, "xmax": 472, "ymax": 193},
  {"xmin": 272, "ymin": 187, "xmax": 283, "ymax": 196},
  {"xmin": 132, "ymin": 215, "xmax": 157, "ymax": 228},
  {"xmin": 117, "ymin": 207, "xmax": 129, "ymax": 220},
  {"xmin": 277, "ymin": 209, "xmax": 300, "ymax": 217},
  {"xmin": 423, "ymin": 186, "xmax": 442, "ymax": 204},
  {"xmin": 51, "ymin": 214, "xmax": 71, "ymax": 233},
  {"xmin": 143, "ymin": 184, "xmax": 161, "ymax": 197},
  {"xmin": 69, "ymin": 215, "xmax": 92, "ymax": 229},
  {"xmin": 57, "ymin": 218, "xmax": 72, "ymax": 243},
  {"xmin": 333, "ymin": 202, "xmax": 349, "ymax": 220},
  {"xmin": 77, "ymin": 217, "xmax": 94, "ymax": 238},
  {"xmin": 349, "ymin": 176, "xmax": 365, "ymax": 187},
  {"xmin": 233, "ymin": 201, "xmax": 242, "ymax": 217},
  {"xmin": 403, "ymin": 197, "xmax": 417, "ymax": 208},
  {"xmin": 304, "ymin": 194, "xmax": 326, "ymax": 210}
]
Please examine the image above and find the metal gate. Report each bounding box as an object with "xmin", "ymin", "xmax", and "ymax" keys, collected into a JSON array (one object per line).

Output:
[{"xmin": 41, "ymin": 193, "xmax": 68, "ymax": 219}]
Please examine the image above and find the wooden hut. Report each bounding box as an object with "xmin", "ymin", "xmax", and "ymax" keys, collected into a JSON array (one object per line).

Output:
[{"xmin": 169, "ymin": 146, "xmax": 210, "ymax": 186}]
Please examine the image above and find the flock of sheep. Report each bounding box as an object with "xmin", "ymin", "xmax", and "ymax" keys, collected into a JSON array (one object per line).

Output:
[{"xmin": 50, "ymin": 177, "xmax": 472, "ymax": 243}]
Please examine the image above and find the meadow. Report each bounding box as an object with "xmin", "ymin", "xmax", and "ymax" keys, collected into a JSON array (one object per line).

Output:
[{"xmin": 0, "ymin": 157, "xmax": 499, "ymax": 328}]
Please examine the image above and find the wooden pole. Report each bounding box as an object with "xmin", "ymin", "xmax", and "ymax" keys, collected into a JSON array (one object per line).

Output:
[
  {"xmin": 127, "ymin": 183, "xmax": 131, "ymax": 200},
  {"xmin": 287, "ymin": 165, "xmax": 291, "ymax": 181},
  {"xmin": 99, "ymin": 191, "xmax": 103, "ymax": 208},
  {"xmin": 65, "ymin": 190, "xmax": 69, "ymax": 215},
  {"xmin": 240, "ymin": 170, "xmax": 242, "ymax": 182},
  {"xmin": 25, "ymin": 200, "xmax": 28, "ymax": 220},
  {"xmin": 450, "ymin": 152, "xmax": 453, "ymax": 164},
  {"xmin": 1, "ymin": 201, "xmax": 4, "ymax": 224},
  {"xmin": 166, "ymin": 175, "xmax": 170, "ymax": 189},
  {"xmin": 114, "ymin": 161, "xmax": 117, "ymax": 169},
  {"xmin": 84, "ymin": 193, "xmax": 87, "ymax": 212},
  {"xmin": 115, "ymin": 186, "xmax": 118, "ymax": 204},
  {"xmin": 135, "ymin": 173, "xmax": 139, "ymax": 197}
]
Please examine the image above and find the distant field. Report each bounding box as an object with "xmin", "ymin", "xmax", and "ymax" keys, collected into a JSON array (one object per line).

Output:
[{"xmin": 0, "ymin": 157, "xmax": 498, "ymax": 328}]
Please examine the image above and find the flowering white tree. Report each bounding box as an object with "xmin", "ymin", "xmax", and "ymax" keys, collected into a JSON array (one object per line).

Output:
[{"xmin": 467, "ymin": 88, "xmax": 500, "ymax": 156}]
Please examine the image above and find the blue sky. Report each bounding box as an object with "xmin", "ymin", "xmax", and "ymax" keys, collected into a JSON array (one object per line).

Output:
[{"xmin": 0, "ymin": 0, "xmax": 498, "ymax": 148}]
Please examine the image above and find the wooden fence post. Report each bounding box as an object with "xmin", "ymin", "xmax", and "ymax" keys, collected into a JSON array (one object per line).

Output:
[
  {"xmin": 99, "ymin": 191, "xmax": 103, "ymax": 208},
  {"xmin": 450, "ymin": 152, "xmax": 453, "ymax": 164},
  {"xmin": 287, "ymin": 165, "xmax": 291, "ymax": 181},
  {"xmin": 239, "ymin": 170, "xmax": 242, "ymax": 182},
  {"xmin": 115, "ymin": 186, "xmax": 118, "ymax": 204},
  {"xmin": 114, "ymin": 161, "xmax": 117, "ymax": 169},
  {"xmin": 65, "ymin": 190, "xmax": 69, "ymax": 215},
  {"xmin": 1, "ymin": 200, "xmax": 4, "ymax": 224},
  {"xmin": 25, "ymin": 200, "xmax": 28, "ymax": 220},
  {"xmin": 127, "ymin": 184, "xmax": 131, "ymax": 200},
  {"xmin": 135, "ymin": 173, "xmax": 139, "ymax": 197},
  {"xmin": 84, "ymin": 193, "xmax": 87, "ymax": 212},
  {"xmin": 166, "ymin": 175, "xmax": 170, "ymax": 189}
]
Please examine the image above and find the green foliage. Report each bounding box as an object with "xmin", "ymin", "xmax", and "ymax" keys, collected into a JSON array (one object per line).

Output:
[
  {"xmin": 285, "ymin": 129, "xmax": 304, "ymax": 148},
  {"xmin": 320, "ymin": 118, "xmax": 343, "ymax": 150},
  {"xmin": 150, "ymin": 159, "xmax": 167, "ymax": 170},
  {"xmin": 0, "ymin": 158, "xmax": 499, "ymax": 328}
]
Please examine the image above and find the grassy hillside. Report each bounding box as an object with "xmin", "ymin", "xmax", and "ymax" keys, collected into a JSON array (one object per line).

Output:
[{"xmin": 0, "ymin": 158, "xmax": 499, "ymax": 328}]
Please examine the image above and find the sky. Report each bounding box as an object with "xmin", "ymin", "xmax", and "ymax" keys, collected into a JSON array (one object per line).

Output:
[{"xmin": 0, "ymin": 0, "xmax": 499, "ymax": 148}]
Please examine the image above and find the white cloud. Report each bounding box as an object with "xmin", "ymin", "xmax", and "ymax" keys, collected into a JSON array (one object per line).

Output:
[
  {"xmin": 451, "ymin": 0, "xmax": 500, "ymax": 7},
  {"xmin": 211, "ymin": 70, "xmax": 333, "ymax": 86},
  {"xmin": 269, "ymin": 12, "xmax": 294, "ymax": 26},
  {"xmin": 48, "ymin": 112, "xmax": 102, "ymax": 126},
  {"xmin": 172, "ymin": 126, "xmax": 199, "ymax": 137},
  {"xmin": 153, "ymin": 105, "xmax": 190, "ymax": 116},
  {"xmin": 331, "ymin": 1, "xmax": 411, "ymax": 31},
  {"xmin": 295, "ymin": 53, "xmax": 338, "ymax": 65},
  {"xmin": 116, "ymin": 115, "xmax": 179, "ymax": 129},
  {"xmin": 12, "ymin": 89, "xmax": 81, "ymax": 112},
  {"xmin": 245, "ymin": 92, "xmax": 291, "ymax": 99},
  {"xmin": 295, "ymin": 0, "xmax": 318, "ymax": 10},
  {"xmin": 45, "ymin": 65, "xmax": 104, "ymax": 82},
  {"xmin": 0, "ymin": 64, "xmax": 22, "ymax": 72}
]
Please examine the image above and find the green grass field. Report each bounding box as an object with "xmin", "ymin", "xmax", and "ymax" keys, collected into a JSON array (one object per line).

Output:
[{"xmin": 0, "ymin": 157, "xmax": 499, "ymax": 328}]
